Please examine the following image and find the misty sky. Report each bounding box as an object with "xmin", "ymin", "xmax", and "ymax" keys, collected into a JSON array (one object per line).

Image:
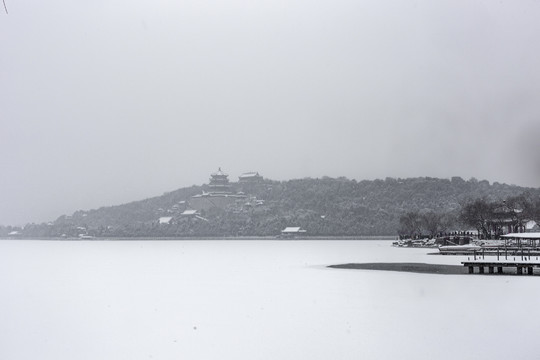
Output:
[{"xmin": 1, "ymin": 0, "xmax": 540, "ymax": 225}]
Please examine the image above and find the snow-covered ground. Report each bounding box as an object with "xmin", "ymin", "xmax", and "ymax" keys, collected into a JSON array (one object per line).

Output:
[{"xmin": 0, "ymin": 239, "xmax": 538, "ymax": 360}]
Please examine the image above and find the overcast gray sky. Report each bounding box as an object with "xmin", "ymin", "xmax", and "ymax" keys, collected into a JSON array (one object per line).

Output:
[{"xmin": 1, "ymin": 0, "xmax": 539, "ymax": 225}]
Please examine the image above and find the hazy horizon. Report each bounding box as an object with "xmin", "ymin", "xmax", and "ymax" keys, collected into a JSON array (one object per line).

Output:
[{"xmin": 2, "ymin": 0, "xmax": 540, "ymax": 225}]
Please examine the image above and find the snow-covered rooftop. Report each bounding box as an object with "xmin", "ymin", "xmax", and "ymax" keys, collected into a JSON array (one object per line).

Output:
[
  {"xmin": 502, "ymin": 232, "xmax": 540, "ymax": 239},
  {"xmin": 159, "ymin": 217, "xmax": 173, "ymax": 224},
  {"xmin": 526, "ymin": 221, "xmax": 538, "ymax": 230},
  {"xmin": 282, "ymin": 227, "xmax": 307, "ymax": 233},
  {"xmin": 239, "ymin": 172, "xmax": 260, "ymax": 178}
]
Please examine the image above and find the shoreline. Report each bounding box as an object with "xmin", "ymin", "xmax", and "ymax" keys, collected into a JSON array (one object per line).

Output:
[{"xmin": 0, "ymin": 236, "xmax": 397, "ymax": 241}]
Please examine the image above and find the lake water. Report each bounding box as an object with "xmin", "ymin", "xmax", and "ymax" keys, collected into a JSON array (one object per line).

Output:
[{"xmin": 0, "ymin": 239, "xmax": 538, "ymax": 360}]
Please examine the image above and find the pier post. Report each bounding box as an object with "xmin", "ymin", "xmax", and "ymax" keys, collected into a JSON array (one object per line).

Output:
[
  {"xmin": 517, "ymin": 266, "xmax": 523, "ymax": 275},
  {"xmin": 528, "ymin": 267, "xmax": 533, "ymax": 275},
  {"xmin": 469, "ymin": 266, "xmax": 474, "ymax": 274},
  {"xmin": 488, "ymin": 266, "xmax": 494, "ymax": 274},
  {"xmin": 497, "ymin": 267, "xmax": 503, "ymax": 274},
  {"xmin": 479, "ymin": 266, "xmax": 484, "ymax": 274}
]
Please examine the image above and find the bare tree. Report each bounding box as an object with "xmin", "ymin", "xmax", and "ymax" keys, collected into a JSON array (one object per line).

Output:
[
  {"xmin": 399, "ymin": 211, "xmax": 422, "ymax": 239},
  {"xmin": 421, "ymin": 212, "xmax": 443, "ymax": 238},
  {"xmin": 520, "ymin": 193, "xmax": 540, "ymax": 226},
  {"xmin": 460, "ymin": 198, "xmax": 493, "ymax": 239}
]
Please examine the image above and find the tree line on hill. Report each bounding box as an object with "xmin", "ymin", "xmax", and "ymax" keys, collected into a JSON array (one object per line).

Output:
[{"xmin": 1, "ymin": 176, "xmax": 539, "ymax": 238}]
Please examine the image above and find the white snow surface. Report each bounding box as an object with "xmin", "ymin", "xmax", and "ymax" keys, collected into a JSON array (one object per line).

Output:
[{"xmin": 0, "ymin": 239, "xmax": 538, "ymax": 360}]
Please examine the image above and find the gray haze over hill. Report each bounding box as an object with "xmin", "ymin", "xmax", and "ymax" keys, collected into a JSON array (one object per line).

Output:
[{"xmin": 1, "ymin": 0, "xmax": 540, "ymax": 225}]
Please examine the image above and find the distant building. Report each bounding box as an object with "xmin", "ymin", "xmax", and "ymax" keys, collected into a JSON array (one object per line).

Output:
[
  {"xmin": 159, "ymin": 217, "xmax": 173, "ymax": 224},
  {"xmin": 243, "ymin": 196, "xmax": 265, "ymax": 208},
  {"xmin": 280, "ymin": 227, "xmax": 307, "ymax": 238},
  {"xmin": 526, "ymin": 221, "xmax": 539, "ymax": 232},
  {"xmin": 181, "ymin": 209, "xmax": 200, "ymax": 217},
  {"xmin": 489, "ymin": 204, "xmax": 528, "ymax": 235},
  {"xmin": 208, "ymin": 167, "xmax": 231, "ymax": 193},
  {"xmin": 190, "ymin": 192, "xmax": 247, "ymax": 211},
  {"xmin": 79, "ymin": 234, "xmax": 95, "ymax": 239},
  {"xmin": 239, "ymin": 172, "xmax": 263, "ymax": 183},
  {"xmin": 190, "ymin": 168, "xmax": 247, "ymax": 211}
]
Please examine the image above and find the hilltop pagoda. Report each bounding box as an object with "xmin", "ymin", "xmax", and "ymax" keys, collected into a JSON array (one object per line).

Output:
[
  {"xmin": 190, "ymin": 168, "xmax": 246, "ymax": 211},
  {"xmin": 208, "ymin": 167, "xmax": 231, "ymax": 193}
]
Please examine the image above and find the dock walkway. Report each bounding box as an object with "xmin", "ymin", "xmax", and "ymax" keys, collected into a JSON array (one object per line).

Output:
[{"xmin": 462, "ymin": 260, "xmax": 540, "ymax": 275}]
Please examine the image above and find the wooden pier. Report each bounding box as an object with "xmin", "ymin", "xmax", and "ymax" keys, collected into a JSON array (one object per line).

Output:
[
  {"xmin": 462, "ymin": 261, "xmax": 540, "ymax": 275},
  {"xmin": 440, "ymin": 246, "xmax": 540, "ymax": 256}
]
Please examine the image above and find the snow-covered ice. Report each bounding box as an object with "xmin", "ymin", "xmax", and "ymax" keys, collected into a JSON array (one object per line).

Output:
[{"xmin": 0, "ymin": 239, "xmax": 538, "ymax": 360}]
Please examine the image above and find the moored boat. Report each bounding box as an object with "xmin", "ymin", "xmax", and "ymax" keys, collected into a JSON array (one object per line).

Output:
[{"xmin": 438, "ymin": 244, "xmax": 482, "ymax": 254}]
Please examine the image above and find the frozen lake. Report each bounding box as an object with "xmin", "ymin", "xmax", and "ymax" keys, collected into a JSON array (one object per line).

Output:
[{"xmin": 0, "ymin": 239, "xmax": 539, "ymax": 360}]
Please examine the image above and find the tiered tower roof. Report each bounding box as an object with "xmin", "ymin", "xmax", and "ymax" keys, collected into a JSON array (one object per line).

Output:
[{"xmin": 209, "ymin": 167, "xmax": 231, "ymax": 192}]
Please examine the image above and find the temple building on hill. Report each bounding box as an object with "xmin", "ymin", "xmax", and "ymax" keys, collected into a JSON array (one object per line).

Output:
[
  {"xmin": 238, "ymin": 172, "xmax": 263, "ymax": 183},
  {"xmin": 190, "ymin": 168, "xmax": 247, "ymax": 211},
  {"xmin": 209, "ymin": 167, "xmax": 232, "ymax": 193}
]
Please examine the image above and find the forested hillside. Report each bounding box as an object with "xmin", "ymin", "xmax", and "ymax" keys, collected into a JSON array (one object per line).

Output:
[{"xmin": 2, "ymin": 177, "xmax": 539, "ymax": 238}]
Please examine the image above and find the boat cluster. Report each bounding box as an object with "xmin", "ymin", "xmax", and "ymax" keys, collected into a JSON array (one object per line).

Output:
[{"xmin": 392, "ymin": 238, "xmax": 437, "ymax": 248}]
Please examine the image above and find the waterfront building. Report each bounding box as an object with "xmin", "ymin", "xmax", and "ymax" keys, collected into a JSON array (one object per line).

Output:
[{"xmin": 281, "ymin": 227, "xmax": 307, "ymax": 237}]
